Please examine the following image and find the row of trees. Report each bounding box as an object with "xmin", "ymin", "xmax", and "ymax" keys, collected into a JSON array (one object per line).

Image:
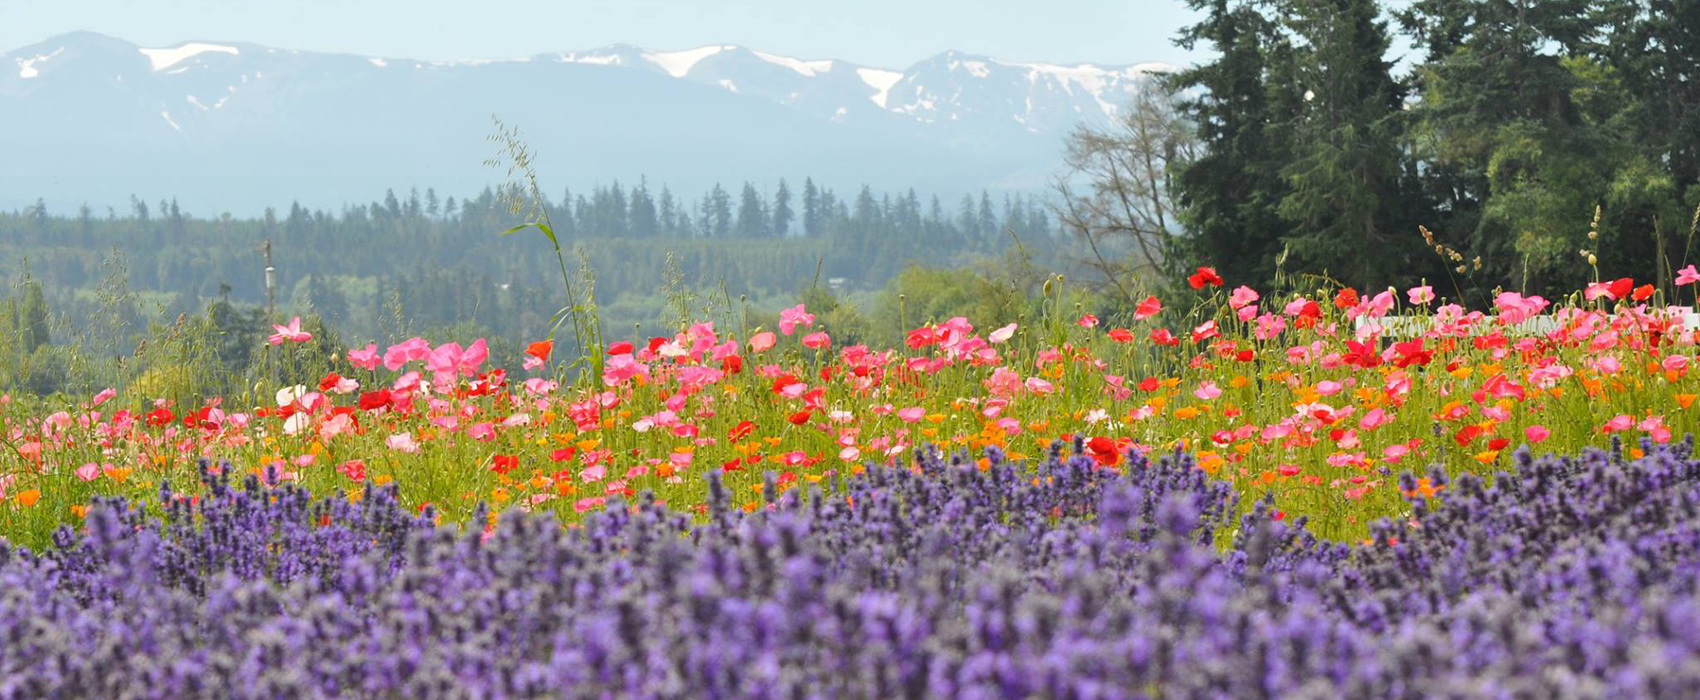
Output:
[
  {"xmin": 1058, "ymin": 0, "xmax": 1699, "ymax": 305},
  {"xmin": 1, "ymin": 178, "xmax": 1058, "ymax": 369}
]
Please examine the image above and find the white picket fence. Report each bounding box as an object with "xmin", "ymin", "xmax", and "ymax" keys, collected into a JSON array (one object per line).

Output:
[{"xmin": 1352, "ymin": 309, "xmax": 1700, "ymax": 339}]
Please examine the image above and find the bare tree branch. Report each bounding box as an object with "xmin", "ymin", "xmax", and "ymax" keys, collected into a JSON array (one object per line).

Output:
[{"xmin": 1051, "ymin": 77, "xmax": 1198, "ymax": 303}]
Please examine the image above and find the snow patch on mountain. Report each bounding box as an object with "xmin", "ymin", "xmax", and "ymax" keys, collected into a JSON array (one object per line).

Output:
[
  {"xmin": 856, "ymin": 68, "xmax": 903, "ymax": 108},
  {"xmin": 645, "ymin": 45, "xmax": 731, "ymax": 78},
  {"xmin": 558, "ymin": 51, "xmax": 623, "ymax": 67},
  {"xmin": 752, "ymin": 49, "xmax": 833, "ymax": 77},
  {"xmin": 14, "ymin": 47, "xmax": 63, "ymax": 78},
  {"xmin": 138, "ymin": 42, "xmax": 238, "ymax": 71}
]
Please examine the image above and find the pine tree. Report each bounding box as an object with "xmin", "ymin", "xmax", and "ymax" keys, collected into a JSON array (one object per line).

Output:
[
  {"xmin": 658, "ymin": 185, "xmax": 679, "ymax": 238},
  {"xmin": 1275, "ymin": 0, "xmax": 1412, "ymax": 288},
  {"xmin": 802, "ymin": 177, "xmax": 822, "ymax": 237},
  {"xmin": 1593, "ymin": 0, "xmax": 1700, "ymax": 288},
  {"xmin": 708, "ymin": 184, "xmax": 733, "ymax": 238},
  {"xmin": 1171, "ymin": 0, "xmax": 1296, "ymax": 290},
  {"xmin": 957, "ymin": 194, "xmax": 978, "ymax": 239},
  {"xmin": 977, "ymin": 191, "xmax": 998, "ymax": 240},
  {"xmin": 853, "ymin": 186, "xmax": 880, "ymax": 236},
  {"xmin": 735, "ymin": 183, "xmax": 767, "ymax": 238},
  {"xmin": 630, "ymin": 178, "xmax": 658, "ymax": 239},
  {"xmin": 772, "ymin": 179, "xmax": 794, "ymax": 237},
  {"xmin": 1397, "ymin": 0, "xmax": 1600, "ymax": 291},
  {"xmin": 607, "ymin": 181, "xmax": 630, "ymax": 237}
]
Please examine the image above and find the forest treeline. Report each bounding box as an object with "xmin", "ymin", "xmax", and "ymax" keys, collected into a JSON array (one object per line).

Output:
[
  {"xmin": 1156, "ymin": 0, "xmax": 1699, "ymax": 299},
  {"xmin": 0, "ymin": 179, "xmax": 1064, "ymax": 397}
]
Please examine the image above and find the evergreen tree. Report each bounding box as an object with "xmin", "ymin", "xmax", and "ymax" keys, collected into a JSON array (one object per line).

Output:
[
  {"xmin": 29, "ymin": 198, "xmax": 48, "ymax": 230},
  {"xmin": 802, "ymin": 177, "xmax": 822, "ymax": 237},
  {"xmin": 630, "ymin": 178, "xmax": 659, "ymax": 239},
  {"xmin": 1275, "ymin": 0, "xmax": 1413, "ymax": 288},
  {"xmin": 736, "ymin": 183, "xmax": 768, "ymax": 238},
  {"xmin": 708, "ymin": 184, "xmax": 733, "ymax": 238},
  {"xmin": 1171, "ymin": 0, "xmax": 1296, "ymax": 290},
  {"xmin": 658, "ymin": 185, "xmax": 679, "ymax": 238},
  {"xmin": 853, "ymin": 186, "xmax": 881, "ymax": 235},
  {"xmin": 977, "ymin": 191, "xmax": 998, "ymax": 240},
  {"xmin": 772, "ymin": 179, "xmax": 794, "ymax": 237},
  {"xmin": 1398, "ymin": 0, "xmax": 1600, "ymax": 291},
  {"xmin": 1592, "ymin": 0, "xmax": 1700, "ymax": 288},
  {"xmin": 957, "ymin": 194, "xmax": 978, "ymax": 238}
]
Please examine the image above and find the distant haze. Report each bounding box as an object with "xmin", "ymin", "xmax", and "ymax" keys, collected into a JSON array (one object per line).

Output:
[
  {"xmin": 1, "ymin": 31, "xmax": 1173, "ymax": 214},
  {"xmin": 1, "ymin": 0, "xmax": 1205, "ymax": 70}
]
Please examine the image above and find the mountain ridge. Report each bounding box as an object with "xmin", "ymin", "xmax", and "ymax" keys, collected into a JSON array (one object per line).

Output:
[{"xmin": 1, "ymin": 32, "xmax": 1171, "ymax": 214}]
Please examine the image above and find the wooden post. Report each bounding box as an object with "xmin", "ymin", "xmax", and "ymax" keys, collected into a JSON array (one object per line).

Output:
[{"xmin": 262, "ymin": 238, "xmax": 276, "ymax": 317}]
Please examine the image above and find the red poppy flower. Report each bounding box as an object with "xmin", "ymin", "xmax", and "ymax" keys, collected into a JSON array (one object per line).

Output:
[
  {"xmin": 1086, "ymin": 436, "xmax": 1122, "ymax": 466},
  {"xmin": 1135, "ymin": 295, "xmax": 1162, "ymax": 319},
  {"xmin": 607, "ymin": 341, "xmax": 633, "ymax": 356},
  {"xmin": 146, "ymin": 408, "xmax": 175, "ymax": 427},
  {"xmin": 906, "ymin": 326, "xmax": 940, "ymax": 349},
  {"xmin": 1343, "ymin": 340, "xmax": 1383, "ymax": 369},
  {"xmin": 1108, "ymin": 328, "xmax": 1135, "ymax": 343},
  {"xmin": 1187, "ymin": 266, "xmax": 1224, "ymax": 289},
  {"xmin": 729, "ymin": 420, "xmax": 756, "ymax": 443},
  {"xmin": 527, "ymin": 339, "xmax": 555, "ymax": 361},
  {"xmin": 1138, "ymin": 377, "xmax": 1162, "ymax": 392},
  {"xmin": 1607, "ymin": 277, "xmax": 1634, "ymax": 300},
  {"xmin": 491, "ymin": 454, "xmax": 519, "ymax": 475},
  {"xmin": 358, "ymin": 389, "xmax": 392, "ymax": 411},
  {"xmin": 1393, "ymin": 339, "xmax": 1434, "ymax": 368},
  {"xmin": 1454, "ymin": 425, "xmax": 1482, "ymax": 447},
  {"xmin": 770, "ymin": 374, "xmax": 801, "ymax": 394},
  {"xmin": 1632, "ymin": 284, "xmax": 1655, "ymax": 301},
  {"xmin": 1334, "ymin": 288, "xmax": 1360, "ymax": 309}
]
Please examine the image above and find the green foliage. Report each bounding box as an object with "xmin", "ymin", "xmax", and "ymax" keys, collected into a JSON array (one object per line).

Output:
[
  {"xmin": 1169, "ymin": 0, "xmax": 1299, "ymax": 292},
  {"xmin": 20, "ymin": 276, "xmax": 50, "ymax": 353},
  {"xmin": 1164, "ymin": 0, "xmax": 1698, "ymax": 299}
]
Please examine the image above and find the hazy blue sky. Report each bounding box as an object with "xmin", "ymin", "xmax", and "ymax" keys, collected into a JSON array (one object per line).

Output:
[{"xmin": 3, "ymin": 0, "xmax": 1208, "ymax": 67}]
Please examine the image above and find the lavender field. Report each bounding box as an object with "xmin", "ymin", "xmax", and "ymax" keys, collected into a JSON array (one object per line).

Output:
[{"xmin": 4, "ymin": 438, "xmax": 1698, "ymax": 698}]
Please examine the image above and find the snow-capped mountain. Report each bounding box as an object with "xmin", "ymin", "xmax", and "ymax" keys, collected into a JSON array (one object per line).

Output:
[{"xmin": 0, "ymin": 32, "xmax": 1171, "ymax": 213}]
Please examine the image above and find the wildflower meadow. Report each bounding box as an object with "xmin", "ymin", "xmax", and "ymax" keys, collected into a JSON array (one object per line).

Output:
[
  {"xmin": 6, "ymin": 268, "xmax": 1700, "ymax": 544},
  {"xmin": 7, "ymin": 255, "xmax": 1700, "ymax": 697}
]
